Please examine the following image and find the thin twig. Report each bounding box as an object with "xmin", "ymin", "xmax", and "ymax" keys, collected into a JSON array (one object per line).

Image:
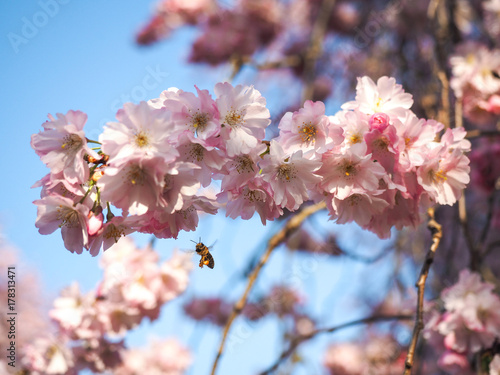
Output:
[
  {"xmin": 260, "ymin": 314, "xmax": 414, "ymax": 375},
  {"xmin": 403, "ymin": 207, "xmax": 442, "ymax": 375},
  {"xmin": 302, "ymin": 0, "xmax": 337, "ymax": 102},
  {"xmin": 210, "ymin": 202, "xmax": 326, "ymax": 375}
]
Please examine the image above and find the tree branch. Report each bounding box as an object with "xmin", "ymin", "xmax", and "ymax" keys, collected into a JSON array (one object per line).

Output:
[
  {"xmin": 210, "ymin": 201, "xmax": 326, "ymax": 375},
  {"xmin": 260, "ymin": 314, "xmax": 414, "ymax": 375},
  {"xmin": 403, "ymin": 207, "xmax": 442, "ymax": 375}
]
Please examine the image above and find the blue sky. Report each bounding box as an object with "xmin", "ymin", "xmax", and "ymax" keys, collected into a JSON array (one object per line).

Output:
[{"xmin": 0, "ymin": 2, "xmax": 399, "ymax": 374}]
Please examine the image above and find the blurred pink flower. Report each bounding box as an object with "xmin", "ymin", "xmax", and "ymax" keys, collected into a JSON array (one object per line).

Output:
[{"xmin": 31, "ymin": 110, "xmax": 98, "ymax": 185}]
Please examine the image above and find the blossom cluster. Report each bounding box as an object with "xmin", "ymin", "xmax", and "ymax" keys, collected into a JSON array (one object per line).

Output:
[
  {"xmin": 323, "ymin": 335, "xmax": 406, "ymax": 375},
  {"xmin": 184, "ymin": 285, "xmax": 305, "ymax": 329},
  {"xmin": 449, "ymin": 42, "xmax": 500, "ymax": 126},
  {"xmin": 423, "ymin": 269, "xmax": 500, "ymax": 375},
  {"xmin": 19, "ymin": 237, "xmax": 192, "ymax": 374},
  {"xmin": 137, "ymin": 0, "xmax": 283, "ymax": 65},
  {"xmin": 31, "ymin": 76, "xmax": 470, "ymax": 255},
  {"xmin": 114, "ymin": 339, "xmax": 191, "ymax": 375}
]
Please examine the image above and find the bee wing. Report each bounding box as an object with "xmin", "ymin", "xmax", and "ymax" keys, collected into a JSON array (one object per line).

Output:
[
  {"xmin": 207, "ymin": 240, "xmax": 218, "ymax": 251},
  {"xmin": 181, "ymin": 248, "xmax": 197, "ymax": 254}
]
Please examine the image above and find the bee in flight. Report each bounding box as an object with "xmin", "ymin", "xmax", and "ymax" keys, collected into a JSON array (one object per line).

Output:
[{"xmin": 191, "ymin": 238, "xmax": 215, "ymax": 269}]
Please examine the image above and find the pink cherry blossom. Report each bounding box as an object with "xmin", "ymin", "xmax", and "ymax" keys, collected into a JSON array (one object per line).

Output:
[
  {"xmin": 364, "ymin": 124, "xmax": 400, "ymax": 173},
  {"xmin": 49, "ymin": 282, "xmax": 105, "ymax": 340},
  {"xmin": 21, "ymin": 336, "xmax": 76, "ymax": 375},
  {"xmin": 327, "ymin": 189, "xmax": 390, "ymax": 227},
  {"xmin": 260, "ymin": 140, "xmax": 322, "ymax": 210},
  {"xmin": 215, "ymin": 82, "xmax": 271, "ymax": 157},
  {"xmin": 437, "ymin": 350, "xmax": 473, "ymax": 375},
  {"xmin": 323, "ymin": 343, "xmax": 365, "ymax": 375},
  {"xmin": 33, "ymin": 171, "xmax": 86, "ymax": 199},
  {"xmin": 31, "ymin": 110, "xmax": 99, "ymax": 184},
  {"xmin": 72, "ymin": 338, "xmax": 124, "ymax": 373},
  {"xmin": 441, "ymin": 269, "xmax": 495, "ymax": 311},
  {"xmin": 396, "ymin": 114, "xmax": 444, "ymax": 171},
  {"xmin": 220, "ymin": 176, "xmax": 283, "ymax": 225},
  {"xmin": 220, "ymin": 143, "xmax": 267, "ymax": 191},
  {"xmin": 114, "ymin": 338, "xmax": 191, "ymax": 375},
  {"xmin": 368, "ymin": 112, "xmax": 390, "ymax": 131},
  {"xmin": 450, "ymin": 43, "xmax": 500, "ymax": 97},
  {"xmin": 490, "ymin": 354, "xmax": 500, "ymax": 375},
  {"xmin": 184, "ymin": 297, "xmax": 232, "ymax": 326},
  {"xmin": 176, "ymin": 133, "xmax": 227, "ymax": 187},
  {"xmin": 426, "ymin": 270, "xmax": 500, "ymax": 358},
  {"xmin": 342, "ymin": 76, "xmax": 414, "ymax": 121},
  {"xmin": 277, "ymin": 100, "xmax": 343, "ymax": 158},
  {"xmin": 159, "ymin": 161, "xmax": 201, "ymax": 214},
  {"xmin": 98, "ymin": 157, "xmax": 169, "ymax": 216},
  {"xmin": 87, "ymin": 215, "xmax": 136, "ymax": 256},
  {"xmin": 157, "ymin": 86, "xmax": 221, "ymax": 146},
  {"xmin": 333, "ymin": 109, "xmax": 370, "ymax": 151},
  {"xmin": 318, "ymin": 144, "xmax": 387, "ymax": 200},
  {"xmin": 416, "ymin": 137, "xmax": 470, "ymax": 206},
  {"xmin": 34, "ymin": 195, "xmax": 91, "ymax": 254},
  {"xmin": 99, "ymin": 101, "xmax": 178, "ymax": 167}
]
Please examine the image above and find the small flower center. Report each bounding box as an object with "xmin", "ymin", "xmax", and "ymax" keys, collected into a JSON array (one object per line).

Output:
[
  {"xmin": 57, "ymin": 206, "xmax": 80, "ymax": 228},
  {"xmin": 186, "ymin": 144, "xmax": 205, "ymax": 162},
  {"xmin": 61, "ymin": 134, "xmax": 83, "ymax": 152},
  {"xmin": 190, "ymin": 112, "xmax": 209, "ymax": 134},
  {"xmin": 428, "ymin": 168, "xmax": 448, "ymax": 183},
  {"xmin": 298, "ymin": 122, "xmax": 317, "ymax": 144},
  {"xmin": 134, "ymin": 131, "xmax": 150, "ymax": 148},
  {"xmin": 277, "ymin": 164, "xmax": 296, "ymax": 182},
  {"xmin": 104, "ymin": 224, "xmax": 125, "ymax": 243},
  {"xmin": 373, "ymin": 137, "xmax": 389, "ymax": 151},
  {"xmin": 244, "ymin": 187, "xmax": 265, "ymax": 203},
  {"xmin": 434, "ymin": 169, "xmax": 447, "ymax": 182},
  {"xmin": 347, "ymin": 194, "xmax": 362, "ymax": 206},
  {"xmin": 233, "ymin": 156, "xmax": 255, "ymax": 174},
  {"xmin": 225, "ymin": 110, "xmax": 244, "ymax": 127},
  {"xmin": 374, "ymin": 97, "xmax": 383, "ymax": 111},
  {"xmin": 126, "ymin": 165, "xmax": 146, "ymax": 186},
  {"xmin": 340, "ymin": 160, "xmax": 357, "ymax": 177},
  {"xmin": 179, "ymin": 205, "xmax": 195, "ymax": 220},
  {"xmin": 349, "ymin": 133, "xmax": 363, "ymax": 144}
]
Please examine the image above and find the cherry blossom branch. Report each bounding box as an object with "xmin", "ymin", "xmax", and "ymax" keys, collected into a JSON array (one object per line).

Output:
[
  {"xmin": 210, "ymin": 201, "xmax": 327, "ymax": 375},
  {"xmin": 260, "ymin": 314, "xmax": 414, "ymax": 375},
  {"xmin": 403, "ymin": 207, "xmax": 442, "ymax": 375},
  {"xmin": 302, "ymin": 0, "xmax": 337, "ymax": 101}
]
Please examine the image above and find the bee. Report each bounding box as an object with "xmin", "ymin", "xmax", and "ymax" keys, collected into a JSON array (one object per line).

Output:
[{"xmin": 190, "ymin": 238, "xmax": 215, "ymax": 269}]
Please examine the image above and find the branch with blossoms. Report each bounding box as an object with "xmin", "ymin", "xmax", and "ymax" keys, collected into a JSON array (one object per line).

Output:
[
  {"xmin": 31, "ymin": 73, "xmax": 472, "ymax": 374},
  {"xmin": 31, "ymin": 76, "xmax": 471, "ymax": 256}
]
